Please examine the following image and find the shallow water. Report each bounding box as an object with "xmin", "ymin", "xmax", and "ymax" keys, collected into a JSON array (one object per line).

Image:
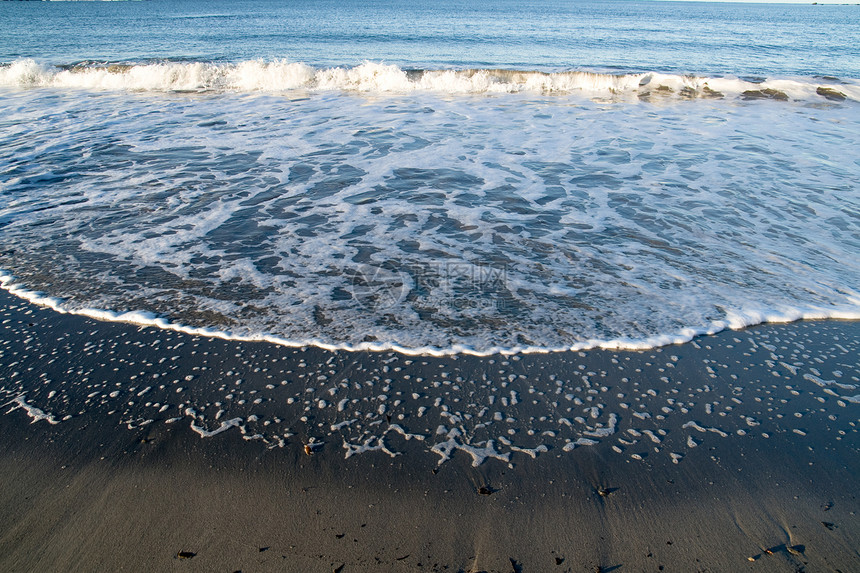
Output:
[{"xmin": 1, "ymin": 0, "xmax": 859, "ymax": 354}]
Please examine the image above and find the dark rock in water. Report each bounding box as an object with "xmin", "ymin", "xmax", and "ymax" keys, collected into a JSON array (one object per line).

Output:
[
  {"xmin": 741, "ymin": 88, "xmax": 788, "ymax": 101},
  {"xmin": 701, "ymin": 85, "xmax": 724, "ymax": 98},
  {"xmin": 638, "ymin": 85, "xmax": 673, "ymax": 100},
  {"xmin": 106, "ymin": 64, "xmax": 132, "ymax": 74},
  {"xmin": 816, "ymin": 86, "xmax": 847, "ymax": 101},
  {"xmin": 477, "ymin": 485, "xmax": 497, "ymax": 495},
  {"xmin": 680, "ymin": 86, "xmax": 698, "ymax": 99},
  {"xmin": 405, "ymin": 68, "xmax": 424, "ymax": 82}
]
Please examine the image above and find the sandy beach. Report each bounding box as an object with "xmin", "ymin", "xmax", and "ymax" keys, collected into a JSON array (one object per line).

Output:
[
  {"xmin": 3, "ymin": 1, "xmax": 859, "ymax": 571},
  {"xmin": 0, "ymin": 289, "xmax": 858, "ymax": 572}
]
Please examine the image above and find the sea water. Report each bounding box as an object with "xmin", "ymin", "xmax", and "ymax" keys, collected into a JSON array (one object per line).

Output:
[{"xmin": 1, "ymin": 0, "xmax": 859, "ymax": 356}]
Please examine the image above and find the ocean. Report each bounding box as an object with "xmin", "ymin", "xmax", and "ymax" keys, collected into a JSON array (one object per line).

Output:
[{"xmin": 1, "ymin": 0, "xmax": 859, "ymax": 356}]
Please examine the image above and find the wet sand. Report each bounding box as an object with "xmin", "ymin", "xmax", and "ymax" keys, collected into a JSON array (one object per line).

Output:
[{"xmin": 0, "ymin": 290, "xmax": 858, "ymax": 572}]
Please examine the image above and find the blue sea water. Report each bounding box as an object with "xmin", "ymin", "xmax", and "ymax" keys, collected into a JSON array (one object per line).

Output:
[
  {"xmin": 1, "ymin": 0, "xmax": 859, "ymax": 354},
  {"xmin": 3, "ymin": 0, "xmax": 859, "ymax": 77}
]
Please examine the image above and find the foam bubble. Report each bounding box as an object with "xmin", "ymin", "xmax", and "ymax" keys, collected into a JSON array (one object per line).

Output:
[{"xmin": 6, "ymin": 395, "xmax": 60, "ymax": 425}]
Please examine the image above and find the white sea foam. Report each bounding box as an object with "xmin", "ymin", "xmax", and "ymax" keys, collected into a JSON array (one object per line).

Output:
[
  {"xmin": 2, "ymin": 269, "xmax": 857, "ymax": 357},
  {"xmin": 562, "ymin": 437, "xmax": 600, "ymax": 452},
  {"xmin": 5, "ymin": 395, "xmax": 60, "ymax": 425},
  {"xmin": 430, "ymin": 436, "xmax": 510, "ymax": 467},
  {"xmin": 189, "ymin": 417, "xmax": 243, "ymax": 437},
  {"xmin": 2, "ymin": 59, "xmax": 858, "ymax": 101},
  {"xmin": 803, "ymin": 373, "xmax": 857, "ymax": 392},
  {"xmin": 1, "ymin": 72, "xmax": 859, "ymax": 356},
  {"xmin": 583, "ymin": 412, "xmax": 619, "ymax": 438}
]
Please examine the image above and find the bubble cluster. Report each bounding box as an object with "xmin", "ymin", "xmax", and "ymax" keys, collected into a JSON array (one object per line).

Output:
[{"xmin": 2, "ymin": 293, "xmax": 857, "ymax": 467}]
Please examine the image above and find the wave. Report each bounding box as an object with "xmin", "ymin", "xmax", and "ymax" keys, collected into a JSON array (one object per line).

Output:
[
  {"xmin": 2, "ymin": 270, "xmax": 858, "ymax": 358},
  {"xmin": 1, "ymin": 59, "xmax": 858, "ymax": 101}
]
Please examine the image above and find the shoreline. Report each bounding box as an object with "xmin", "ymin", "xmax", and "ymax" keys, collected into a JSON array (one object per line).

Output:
[
  {"xmin": 1, "ymin": 289, "xmax": 858, "ymax": 571},
  {"xmin": 3, "ymin": 269, "xmax": 858, "ymax": 358}
]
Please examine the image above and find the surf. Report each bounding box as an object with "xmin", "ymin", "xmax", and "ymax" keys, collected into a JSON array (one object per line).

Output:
[{"xmin": 2, "ymin": 59, "xmax": 857, "ymax": 102}]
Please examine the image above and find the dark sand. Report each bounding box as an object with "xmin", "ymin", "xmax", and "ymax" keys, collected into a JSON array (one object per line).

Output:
[{"xmin": 0, "ymin": 289, "xmax": 858, "ymax": 572}]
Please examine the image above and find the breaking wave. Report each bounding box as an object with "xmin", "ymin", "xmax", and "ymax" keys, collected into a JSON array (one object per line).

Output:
[{"xmin": 1, "ymin": 59, "xmax": 858, "ymax": 102}]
